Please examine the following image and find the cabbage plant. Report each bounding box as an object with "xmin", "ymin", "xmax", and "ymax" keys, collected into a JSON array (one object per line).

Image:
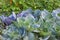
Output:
[{"xmin": 0, "ymin": 8, "xmax": 60, "ymax": 40}]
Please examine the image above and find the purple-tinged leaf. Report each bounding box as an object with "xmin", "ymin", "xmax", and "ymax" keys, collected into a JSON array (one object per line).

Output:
[
  {"xmin": 41, "ymin": 9, "xmax": 49, "ymax": 19},
  {"xmin": 52, "ymin": 8, "xmax": 60, "ymax": 20},
  {"xmin": 9, "ymin": 12, "xmax": 16, "ymax": 21}
]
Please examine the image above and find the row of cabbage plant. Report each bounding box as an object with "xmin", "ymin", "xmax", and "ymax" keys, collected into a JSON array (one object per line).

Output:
[{"xmin": 0, "ymin": 8, "xmax": 60, "ymax": 40}]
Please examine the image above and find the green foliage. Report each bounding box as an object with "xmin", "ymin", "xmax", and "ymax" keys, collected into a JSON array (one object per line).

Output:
[{"xmin": 0, "ymin": 0, "xmax": 60, "ymax": 15}]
